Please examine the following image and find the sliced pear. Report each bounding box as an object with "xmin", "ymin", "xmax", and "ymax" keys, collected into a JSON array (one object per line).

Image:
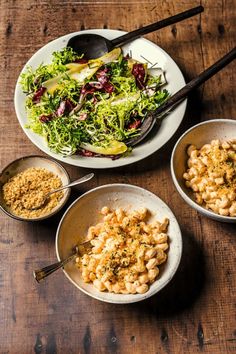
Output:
[
  {"xmin": 43, "ymin": 63, "xmax": 88, "ymax": 94},
  {"xmin": 68, "ymin": 47, "xmax": 121, "ymax": 82},
  {"xmin": 70, "ymin": 47, "xmax": 122, "ymax": 82},
  {"xmin": 42, "ymin": 78, "xmax": 60, "ymax": 95},
  {"xmin": 110, "ymin": 92, "xmax": 140, "ymax": 106},
  {"xmin": 127, "ymin": 58, "xmax": 138, "ymax": 71},
  {"xmin": 96, "ymin": 92, "xmax": 140, "ymax": 107},
  {"xmin": 42, "ymin": 62, "xmax": 99, "ymax": 94},
  {"xmin": 70, "ymin": 60, "xmax": 103, "ymax": 82},
  {"xmin": 80, "ymin": 140, "xmax": 127, "ymax": 155},
  {"xmin": 42, "ymin": 47, "xmax": 122, "ymax": 95},
  {"xmin": 99, "ymin": 47, "xmax": 121, "ymax": 64},
  {"xmin": 65, "ymin": 63, "xmax": 87, "ymax": 71}
]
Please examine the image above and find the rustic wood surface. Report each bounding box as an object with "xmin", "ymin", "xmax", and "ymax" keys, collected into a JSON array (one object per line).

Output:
[{"xmin": 0, "ymin": 0, "xmax": 235, "ymax": 353}]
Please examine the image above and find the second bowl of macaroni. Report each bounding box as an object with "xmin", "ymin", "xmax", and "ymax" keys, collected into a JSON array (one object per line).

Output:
[
  {"xmin": 171, "ymin": 119, "xmax": 236, "ymax": 223},
  {"xmin": 56, "ymin": 184, "xmax": 182, "ymax": 303}
]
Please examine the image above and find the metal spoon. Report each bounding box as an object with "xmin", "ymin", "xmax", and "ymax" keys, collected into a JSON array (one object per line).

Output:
[
  {"xmin": 33, "ymin": 240, "xmax": 93, "ymax": 282},
  {"xmin": 127, "ymin": 46, "xmax": 236, "ymax": 147},
  {"xmin": 26, "ymin": 173, "xmax": 94, "ymax": 210},
  {"xmin": 67, "ymin": 6, "xmax": 204, "ymax": 59}
]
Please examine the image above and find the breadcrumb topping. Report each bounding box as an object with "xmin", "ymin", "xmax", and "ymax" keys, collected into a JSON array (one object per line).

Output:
[{"xmin": 3, "ymin": 167, "xmax": 63, "ymax": 218}]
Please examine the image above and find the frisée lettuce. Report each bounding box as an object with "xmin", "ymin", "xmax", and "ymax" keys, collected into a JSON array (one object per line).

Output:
[{"xmin": 20, "ymin": 47, "xmax": 169, "ymax": 158}]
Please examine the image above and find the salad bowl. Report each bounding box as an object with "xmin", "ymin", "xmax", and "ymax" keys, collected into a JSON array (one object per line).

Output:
[{"xmin": 15, "ymin": 29, "xmax": 186, "ymax": 169}]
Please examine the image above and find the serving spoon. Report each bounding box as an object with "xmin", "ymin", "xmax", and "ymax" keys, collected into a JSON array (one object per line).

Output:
[
  {"xmin": 25, "ymin": 172, "xmax": 94, "ymax": 210},
  {"xmin": 127, "ymin": 46, "xmax": 236, "ymax": 147},
  {"xmin": 67, "ymin": 6, "xmax": 204, "ymax": 59}
]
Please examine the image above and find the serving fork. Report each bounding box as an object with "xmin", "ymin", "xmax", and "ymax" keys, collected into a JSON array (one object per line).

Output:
[{"xmin": 33, "ymin": 240, "xmax": 92, "ymax": 282}]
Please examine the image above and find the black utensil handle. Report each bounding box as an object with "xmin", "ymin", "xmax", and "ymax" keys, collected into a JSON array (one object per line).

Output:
[
  {"xmin": 111, "ymin": 5, "xmax": 204, "ymax": 47},
  {"xmin": 153, "ymin": 47, "xmax": 236, "ymax": 117}
]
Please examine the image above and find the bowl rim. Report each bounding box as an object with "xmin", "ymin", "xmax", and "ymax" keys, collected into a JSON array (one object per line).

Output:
[
  {"xmin": 170, "ymin": 119, "xmax": 236, "ymax": 222},
  {"xmin": 0, "ymin": 154, "xmax": 71, "ymax": 221},
  {"xmin": 55, "ymin": 183, "xmax": 183, "ymax": 304}
]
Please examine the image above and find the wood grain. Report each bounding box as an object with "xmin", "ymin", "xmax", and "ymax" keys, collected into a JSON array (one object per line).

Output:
[{"xmin": 0, "ymin": 1, "xmax": 235, "ymax": 353}]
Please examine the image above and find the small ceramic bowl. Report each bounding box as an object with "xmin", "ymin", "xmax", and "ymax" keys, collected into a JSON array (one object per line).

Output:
[
  {"xmin": 0, "ymin": 155, "xmax": 70, "ymax": 221},
  {"xmin": 171, "ymin": 119, "xmax": 236, "ymax": 223},
  {"xmin": 56, "ymin": 184, "xmax": 182, "ymax": 304}
]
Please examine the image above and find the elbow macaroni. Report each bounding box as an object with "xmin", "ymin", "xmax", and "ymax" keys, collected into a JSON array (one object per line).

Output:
[
  {"xmin": 76, "ymin": 207, "xmax": 169, "ymax": 294},
  {"xmin": 183, "ymin": 139, "xmax": 236, "ymax": 217}
]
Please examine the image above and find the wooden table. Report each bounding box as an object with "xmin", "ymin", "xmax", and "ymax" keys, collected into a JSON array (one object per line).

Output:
[{"xmin": 0, "ymin": 1, "xmax": 235, "ymax": 353}]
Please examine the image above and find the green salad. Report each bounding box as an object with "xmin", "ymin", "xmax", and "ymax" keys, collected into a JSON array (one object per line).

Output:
[{"xmin": 20, "ymin": 47, "xmax": 169, "ymax": 158}]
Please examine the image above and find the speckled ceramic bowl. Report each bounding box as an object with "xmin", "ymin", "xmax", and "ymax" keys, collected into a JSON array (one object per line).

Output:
[
  {"xmin": 56, "ymin": 184, "xmax": 182, "ymax": 304},
  {"xmin": 0, "ymin": 155, "xmax": 70, "ymax": 221},
  {"xmin": 171, "ymin": 119, "xmax": 236, "ymax": 223}
]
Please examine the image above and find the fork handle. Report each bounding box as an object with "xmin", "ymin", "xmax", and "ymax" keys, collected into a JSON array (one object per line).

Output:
[
  {"xmin": 33, "ymin": 254, "xmax": 75, "ymax": 282},
  {"xmin": 153, "ymin": 46, "xmax": 236, "ymax": 117}
]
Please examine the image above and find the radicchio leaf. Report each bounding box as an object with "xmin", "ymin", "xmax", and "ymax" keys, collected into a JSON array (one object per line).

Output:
[
  {"xmin": 56, "ymin": 101, "xmax": 66, "ymax": 117},
  {"xmin": 32, "ymin": 86, "xmax": 46, "ymax": 103},
  {"xmin": 96, "ymin": 67, "xmax": 114, "ymax": 93},
  {"xmin": 103, "ymin": 82, "xmax": 114, "ymax": 93},
  {"xmin": 128, "ymin": 119, "xmax": 142, "ymax": 130},
  {"xmin": 77, "ymin": 149, "xmax": 122, "ymax": 160},
  {"xmin": 132, "ymin": 63, "xmax": 146, "ymax": 89},
  {"xmin": 78, "ymin": 149, "xmax": 96, "ymax": 157},
  {"xmin": 81, "ymin": 83, "xmax": 97, "ymax": 95},
  {"xmin": 56, "ymin": 99, "xmax": 76, "ymax": 116},
  {"xmin": 39, "ymin": 114, "xmax": 53, "ymax": 123}
]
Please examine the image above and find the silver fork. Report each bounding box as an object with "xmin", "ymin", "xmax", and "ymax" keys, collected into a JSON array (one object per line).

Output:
[{"xmin": 33, "ymin": 240, "xmax": 92, "ymax": 282}]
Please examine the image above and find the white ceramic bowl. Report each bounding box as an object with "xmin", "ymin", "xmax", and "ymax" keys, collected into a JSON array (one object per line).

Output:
[
  {"xmin": 14, "ymin": 29, "xmax": 186, "ymax": 169},
  {"xmin": 56, "ymin": 184, "xmax": 182, "ymax": 304},
  {"xmin": 171, "ymin": 119, "xmax": 236, "ymax": 223},
  {"xmin": 0, "ymin": 155, "xmax": 70, "ymax": 221}
]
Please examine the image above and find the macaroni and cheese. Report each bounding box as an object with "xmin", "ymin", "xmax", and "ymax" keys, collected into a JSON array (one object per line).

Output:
[
  {"xmin": 183, "ymin": 139, "xmax": 236, "ymax": 217},
  {"xmin": 76, "ymin": 207, "xmax": 169, "ymax": 294}
]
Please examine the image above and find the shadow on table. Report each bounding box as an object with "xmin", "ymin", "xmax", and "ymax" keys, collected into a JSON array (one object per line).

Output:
[{"xmin": 130, "ymin": 227, "xmax": 206, "ymax": 317}]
